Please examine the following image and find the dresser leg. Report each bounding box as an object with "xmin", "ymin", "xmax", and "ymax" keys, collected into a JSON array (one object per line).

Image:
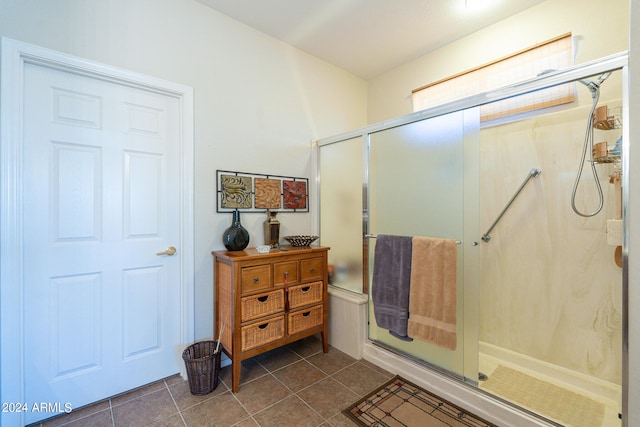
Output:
[
  {"xmin": 321, "ymin": 330, "xmax": 329, "ymax": 353},
  {"xmin": 232, "ymin": 357, "xmax": 241, "ymax": 392}
]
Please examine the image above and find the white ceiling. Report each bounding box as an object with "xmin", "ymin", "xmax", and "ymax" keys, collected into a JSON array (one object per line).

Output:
[{"xmin": 195, "ymin": 0, "xmax": 546, "ymax": 80}]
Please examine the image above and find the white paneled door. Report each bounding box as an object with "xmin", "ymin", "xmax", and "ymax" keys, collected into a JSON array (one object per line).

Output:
[{"xmin": 6, "ymin": 43, "xmax": 194, "ymax": 425}]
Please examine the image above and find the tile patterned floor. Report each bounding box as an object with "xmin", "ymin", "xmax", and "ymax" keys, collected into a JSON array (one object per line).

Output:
[{"xmin": 31, "ymin": 336, "xmax": 393, "ymax": 427}]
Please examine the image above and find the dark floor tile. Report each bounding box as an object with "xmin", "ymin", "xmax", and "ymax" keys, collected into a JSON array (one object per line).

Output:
[
  {"xmin": 307, "ymin": 347, "xmax": 357, "ymax": 375},
  {"xmin": 231, "ymin": 418, "xmax": 259, "ymax": 427},
  {"xmin": 297, "ymin": 377, "xmax": 360, "ymax": 419},
  {"xmin": 233, "ymin": 374, "xmax": 292, "ymax": 414},
  {"xmin": 253, "ymin": 346, "xmax": 302, "ymax": 372},
  {"xmin": 164, "ymin": 374, "xmax": 185, "ymax": 386},
  {"xmin": 219, "ymin": 358, "xmax": 268, "ymax": 389},
  {"xmin": 252, "ymin": 395, "xmax": 323, "ymax": 427},
  {"xmin": 285, "ymin": 335, "xmax": 324, "ymax": 358},
  {"xmin": 111, "ymin": 379, "xmax": 166, "ymax": 407},
  {"xmin": 54, "ymin": 409, "xmax": 113, "ymax": 427},
  {"xmin": 169, "ymin": 376, "xmax": 227, "ymax": 411},
  {"xmin": 326, "ymin": 411, "xmax": 360, "ymax": 426},
  {"xmin": 181, "ymin": 392, "xmax": 250, "ymax": 427},
  {"xmin": 112, "ymin": 388, "xmax": 178, "ymax": 427},
  {"xmin": 332, "ymin": 361, "xmax": 391, "ymax": 396},
  {"xmin": 29, "ymin": 338, "xmax": 397, "ymax": 427},
  {"xmin": 359, "ymin": 359, "xmax": 394, "ymax": 378},
  {"xmin": 41, "ymin": 400, "xmax": 111, "ymax": 427},
  {"xmin": 148, "ymin": 413, "xmax": 187, "ymax": 427},
  {"xmin": 272, "ymin": 360, "xmax": 326, "ymax": 392}
]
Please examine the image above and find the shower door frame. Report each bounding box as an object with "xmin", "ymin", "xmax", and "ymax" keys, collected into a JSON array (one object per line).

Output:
[{"xmin": 315, "ymin": 50, "xmax": 630, "ymax": 425}]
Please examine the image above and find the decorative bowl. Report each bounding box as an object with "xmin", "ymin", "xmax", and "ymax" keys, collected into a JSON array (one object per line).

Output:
[{"xmin": 283, "ymin": 235, "xmax": 319, "ymax": 247}]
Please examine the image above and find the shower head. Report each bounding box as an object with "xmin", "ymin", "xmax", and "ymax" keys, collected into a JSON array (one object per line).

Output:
[{"xmin": 579, "ymin": 72, "xmax": 612, "ymax": 93}]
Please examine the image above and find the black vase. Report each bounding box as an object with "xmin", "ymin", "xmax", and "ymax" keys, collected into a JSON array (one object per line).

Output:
[{"xmin": 222, "ymin": 210, "xmax": 250, "ymax": 251}]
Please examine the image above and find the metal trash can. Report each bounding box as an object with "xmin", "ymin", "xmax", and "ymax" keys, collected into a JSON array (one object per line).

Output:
[{"xmin": 182, "ymin": 340, "xmax": 221, "ymax": 395}]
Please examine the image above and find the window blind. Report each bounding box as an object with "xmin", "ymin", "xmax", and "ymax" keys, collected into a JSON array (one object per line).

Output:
[{"xmin": 411, "ymin": 34, "xmax": 574, "ymax": 122}]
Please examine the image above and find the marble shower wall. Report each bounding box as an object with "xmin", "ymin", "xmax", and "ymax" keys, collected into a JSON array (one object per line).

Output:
[{"xmin": 478, "ymin": 97, "xmax": 623, "ymax": 385}]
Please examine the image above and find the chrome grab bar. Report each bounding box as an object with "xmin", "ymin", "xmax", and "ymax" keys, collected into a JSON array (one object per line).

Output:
[{"xmin": 481, "ymin": 168, "xmax": 542, "ymax": 243}]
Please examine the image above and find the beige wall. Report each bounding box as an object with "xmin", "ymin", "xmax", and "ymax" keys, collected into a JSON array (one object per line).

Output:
[
  {"xmin": 367, "ymin": 0, "xmax": 629, "ymax": 124},
  {"xmin": 0, "ymin": 0, "xmax": 368, "ymax": 339}
]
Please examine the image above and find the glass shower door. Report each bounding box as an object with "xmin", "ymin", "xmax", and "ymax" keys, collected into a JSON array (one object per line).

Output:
[
  {"xmin": 367, "ymin": 109, "xmax": 479, "ymax": 379},
  {"xmin": 319, "ymin": 136, "xmax": 364, "ymax": 293}
]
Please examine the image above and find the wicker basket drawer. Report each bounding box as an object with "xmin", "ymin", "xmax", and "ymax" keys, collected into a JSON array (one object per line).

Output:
[
  {"xmin": 241, "ymin": 315, "xmax": 285, "ymax": 351},
  {"xmin": 241, "ymin": 264, "xmax": 272, "ymax": 293},
  {"xmin": 288, "ymin": 305, "xmax": 323, "ymax": 336},
  {"xmin": 274, "ymin": 260, "xmax": 299, "ymax": 286},
  {"xmin": 241, "ymin": 289, "xmax": 285, "ymax": 322},
  {"xmin": 288, "ymin": 281, "xmax": 323, "ymax": 309},
  {"xmin": 301, "ymin": 257, "xmax": 324, "ymax": 282}
]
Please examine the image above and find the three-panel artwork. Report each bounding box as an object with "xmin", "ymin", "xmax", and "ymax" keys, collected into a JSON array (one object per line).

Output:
[{"xmin": 217, "ymin": 170, "xmax": 308, "ymax": 212}]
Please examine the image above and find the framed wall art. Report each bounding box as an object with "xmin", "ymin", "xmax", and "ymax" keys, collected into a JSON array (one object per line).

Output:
[{"xmin": 216, "ymin": 170, "xmax": 308, "ymax": 213}]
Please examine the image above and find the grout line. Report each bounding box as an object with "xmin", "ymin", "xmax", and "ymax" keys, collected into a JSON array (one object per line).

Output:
[
  {"xmin": 255, "ymin": 359, "xmax": 301, "ymax": 375},
  {"xmin": 164, "ymin": 379, "xmax": 188, "ymax": 427},
  {"xmin": 311, "ymin": 358, "xmax": 359, "ymax": 380},
  {"xmin": 292, "ymin": 348, "xmax": 322, "ymax": 360},
  {"xmin": 257, "ymin": 372, "xmax": 330, "ymax": 426},
  {"xmin": 249, "ymin": 350, "xmax": 337, "ymax": 425},
  {"xmin": 231, "ymin": 415, "xmax": 259, "ymax": 427},
  {"xmin": 47, "ymin": 404, "xmax": 114, "ymax": 427},
  {"xmin": 288, "ymin": 343, "xmax": 366, "ymax": 421},
  {"xmin": 228, "ymin": 385, "xmax": 257, "ymax": 425},
  {"xmin": 247, "ymin": 372, "xmax": 296, "ymax": 417},
  {"xmin": 297, "ymin": 393, "xmax": 329, "ymax": 426},
  {"xmin": 109, "ymin": 381, "xmax": 167, "ymax": 409},
  {"xmin": 109, "ymin": 399, "xmax": 115, "ymax": 427},
  {"xmin": 168, "ymin": 381, "xmax": 229, "ymax": 414},
  {"xmin": 295, "ymin": 364, "xmax": 337, "ymax": 395}
]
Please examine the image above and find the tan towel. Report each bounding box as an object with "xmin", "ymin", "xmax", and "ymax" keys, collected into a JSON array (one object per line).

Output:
[{"xmin": 407, "ymin": 237, "xmax": 457, "ymax": 350}]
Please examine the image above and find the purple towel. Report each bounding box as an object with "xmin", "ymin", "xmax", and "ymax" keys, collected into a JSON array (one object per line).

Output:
[{"xmin": 371, "ymin": 234, "xmax": 413, "ymax": 341}]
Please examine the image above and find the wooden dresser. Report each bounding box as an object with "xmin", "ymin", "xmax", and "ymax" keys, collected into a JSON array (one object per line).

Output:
[{"xmin": 212, "ymin": 245, "xmax": 329, "ymax": 392}]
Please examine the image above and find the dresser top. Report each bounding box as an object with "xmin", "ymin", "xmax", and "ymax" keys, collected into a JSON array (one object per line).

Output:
[{"xmin": 212, "ymin": 245, "xmax": 329, "ymax": 261}]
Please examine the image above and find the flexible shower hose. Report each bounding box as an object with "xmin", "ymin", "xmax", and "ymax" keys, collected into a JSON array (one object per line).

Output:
[{"xmin": 571, "ymin": 85, "xmax": 604, "ymax": 217}]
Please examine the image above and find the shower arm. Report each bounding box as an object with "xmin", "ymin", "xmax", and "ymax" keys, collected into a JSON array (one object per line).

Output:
[{"xmin": 481, "ymin": 168, "xmax": 542, "ymax": 243}]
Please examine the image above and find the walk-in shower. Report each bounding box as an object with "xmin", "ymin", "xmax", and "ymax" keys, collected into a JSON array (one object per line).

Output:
[{"xmin": 316, "ymin": 52, "xmax": 628, "ymax": 427}]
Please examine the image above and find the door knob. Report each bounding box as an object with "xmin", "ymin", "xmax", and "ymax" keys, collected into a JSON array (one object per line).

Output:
[{"xmin": 156, "ymin": 246, "xmax": 177, "ymax": 256}]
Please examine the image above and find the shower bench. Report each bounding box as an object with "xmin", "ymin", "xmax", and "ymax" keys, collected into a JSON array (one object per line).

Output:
[{"xmin": 212, "ymin": 245, "xmax": 330, "ymax": 392}]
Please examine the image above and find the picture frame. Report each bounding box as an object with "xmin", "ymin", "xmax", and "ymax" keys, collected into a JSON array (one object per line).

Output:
[{"xmin": 216, "ymin": 170, "xmax": 308, "ymax": 213}]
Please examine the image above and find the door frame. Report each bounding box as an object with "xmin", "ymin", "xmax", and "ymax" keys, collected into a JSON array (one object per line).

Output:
[{"xmin": 0, "ymin": 37, "xmax": 195, "ymax": 427}]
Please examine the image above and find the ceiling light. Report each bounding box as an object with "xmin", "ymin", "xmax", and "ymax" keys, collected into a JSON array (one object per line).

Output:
[{"xmin": 465, "ymin": 0, "xmax": 493, "ymax": 9}]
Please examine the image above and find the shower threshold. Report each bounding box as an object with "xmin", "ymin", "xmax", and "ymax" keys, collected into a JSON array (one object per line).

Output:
[
  {"xmin": 366, "ymin": 339, "xmax": 620, "ymax": 427},
  {"xmin": 479, "ymin": 347, "xmax": 621, "ymax": 427}
]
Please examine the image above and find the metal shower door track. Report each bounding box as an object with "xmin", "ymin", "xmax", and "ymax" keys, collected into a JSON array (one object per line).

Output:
[{"xmin": 316, "ymin": 50, "xmax": 628, "ymax": 147}]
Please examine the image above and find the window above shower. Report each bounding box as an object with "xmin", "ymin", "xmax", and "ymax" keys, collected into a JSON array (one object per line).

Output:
[{"xmin": 411, "ymin": 33, "xmax": 574, "ymax": 122}]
